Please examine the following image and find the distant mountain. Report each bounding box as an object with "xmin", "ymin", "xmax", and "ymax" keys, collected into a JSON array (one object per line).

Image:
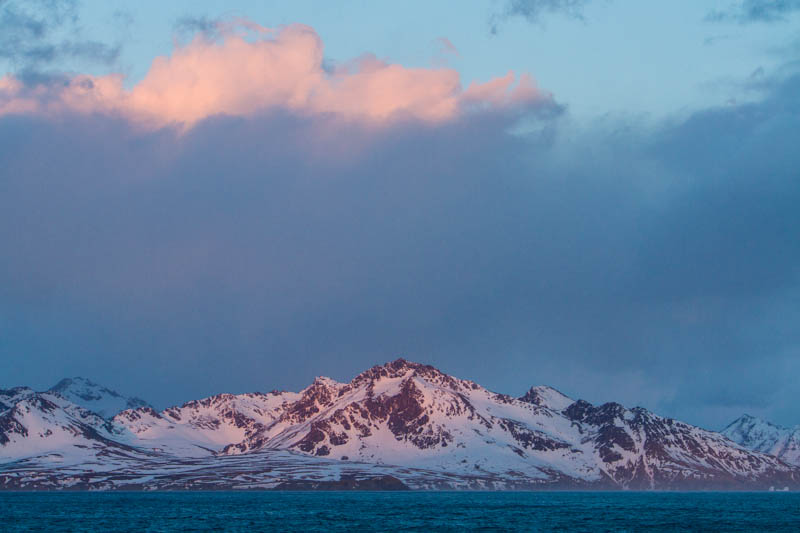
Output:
[
  {"xmin": 0, "ymin": 387, "xmax": 149, "ymax": 467},
  {"xmin": 48, "ymin": 377, "xmax": 150, "ymax": 419},
  {"xmin": 2, "ymin": 360, "xmax": 799, "ymax": 491},
  {"xmin": 722, "ymin": 414, "xmax": 800, "ymax": 467}
]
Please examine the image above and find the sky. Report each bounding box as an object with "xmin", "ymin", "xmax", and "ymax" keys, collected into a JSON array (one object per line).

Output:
[{"xmin": 0, "ymin": 0, "xmax": 799, "ymax": 430}]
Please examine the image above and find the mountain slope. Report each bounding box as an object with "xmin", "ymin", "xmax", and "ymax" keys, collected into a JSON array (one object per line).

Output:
[
  {"xmin": 113, "ymin": 390, "xmax": 300, "ymax": 457},
  {"xmin": 2, "ymin": 361, "xmax": 799, "ymax": 490},
  {"xmin": 561, "ymin": 400, "xmax": 796, "ymax": 489},
  {"xmin": 722, "ymin": 415, "xmax": 800, "ymax": 467}
]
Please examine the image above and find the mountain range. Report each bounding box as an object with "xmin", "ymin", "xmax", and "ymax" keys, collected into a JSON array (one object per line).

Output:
[{"xmin": 1, "ymin": 359, "xmax": 798, "ymax": 491}]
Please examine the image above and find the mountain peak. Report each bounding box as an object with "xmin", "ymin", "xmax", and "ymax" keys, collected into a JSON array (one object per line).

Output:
[
  {"xmin": 386, "ymin": 357, "xmax": 414, "ymax": 368},
  {"xmin": 0, "ymin": 386, "xmax": 33, "ymax": 397},
  {"xmin": 51, "ymin": 377, "xmax": 119, "ymax": 397},
  {"xmin": 519, "ymin": 385, "xmax": 574, "ymax": 411},
  {"xmin": 731, "ymin": 413, "xmax": 760, "ymax": 424},
  {"xmin": 723, "ymin": 414, "xmax": 783, "ymax": 433},
  {"xmin": 311, "ymin": 376, "xmax": 343, "ymax": 387},
  {"xmin": 722, "ymin": 414, "xmax": 800, "ymax": 467},
  {"xmin": 47, "ymin": 377, "xmax": 150, "ymax": 419},
  {"xmin": 365, "ymin": 358, "xmax": 442, "ymax": 377},
  {"xmin": 370, "ymin": 358, "xmax": 428, "ymax": 375}
]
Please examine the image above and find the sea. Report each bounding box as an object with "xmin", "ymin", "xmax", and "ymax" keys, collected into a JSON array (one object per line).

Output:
[{"xmin": 1, "ymin": 491, "xmax": 799, "ymax": 531}]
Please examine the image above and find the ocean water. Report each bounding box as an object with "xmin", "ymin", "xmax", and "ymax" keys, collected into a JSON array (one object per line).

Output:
[{"xmin": 1, "ymin": 491, "xmax": 799, "ymax": 532}]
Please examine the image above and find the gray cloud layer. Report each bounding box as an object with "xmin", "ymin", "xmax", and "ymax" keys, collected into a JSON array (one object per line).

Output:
[{"xmin": 1, "ymin": 63, "xmax": 798, "ymax": 429}]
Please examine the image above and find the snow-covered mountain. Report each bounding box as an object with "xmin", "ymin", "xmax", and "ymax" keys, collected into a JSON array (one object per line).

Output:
[
  {"xmin": 722, "ymin": 414, "xmax": 800, "ymax": 467},
  {"xmin": 2, "ymin": 360, "xmax": 799, "ymax": 490},
  {"xmin": 48, "ymin": 377, "xmax": 150, "ymax": 419},
  {"xmin": 0, "ymin": 387, "xmax": 150, "ymax": 468}
]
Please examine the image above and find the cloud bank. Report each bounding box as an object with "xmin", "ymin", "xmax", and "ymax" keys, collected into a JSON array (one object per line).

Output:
[{"xmin": 0, "ymin": 20, "xmax": 798, "ymax": 430}]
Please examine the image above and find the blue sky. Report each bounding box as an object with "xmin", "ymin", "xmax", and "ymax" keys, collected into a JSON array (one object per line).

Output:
[
  {"xmin": 23, "ymin": 0, "xmax": 800, "ymax": 117},
  {"xmin": 1, "ymin": 0, "xmax": 799, "ymax": 430}
]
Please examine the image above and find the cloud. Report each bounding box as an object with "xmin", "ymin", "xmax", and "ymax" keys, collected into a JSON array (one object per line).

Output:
[
  {"xmin": 0, "ymin": 0, "xmax": 120, "ymax": 74},
  {"xmin": 703, "ymin": 34, "xmax": 734, "ymax": 46},
  {"xmin": 173, "ymin": 15, "xmax": 222, "ymax": 40},
  {"xmin": 435, "ymin": 37, "xmax": 459, "ymax": 57},
  {"xmin": 0, "ymin": 22, "xmax": 553, "ymax": 128},
  {"xmin": 706, "ymin": 0, "xmax": 800, "ymax": 24},
  {"xmin": 491, "ymin": 0, "xmax": 595, "ymax": 33},
  {"xmin": 431, "ymin": 37, "xmax": 459, "ymax": 68}
]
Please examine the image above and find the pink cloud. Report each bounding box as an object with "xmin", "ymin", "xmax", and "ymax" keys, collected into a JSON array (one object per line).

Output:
[
  {"xmin": 0, "ymin": 23, "xmax": 552, "ymax": 129},
  {"xmin": 436, "ymin": 37, "xmax": 459, "ymax": 56},
  {"xmin": 462, "ymin": 72, "xmax": 543, "ymax": 109}
]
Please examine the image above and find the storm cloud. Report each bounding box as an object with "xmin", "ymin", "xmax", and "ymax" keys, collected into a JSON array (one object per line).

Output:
[{"xmin": 0, "ymin": 22, "xmax": 798, "ymax": 431}]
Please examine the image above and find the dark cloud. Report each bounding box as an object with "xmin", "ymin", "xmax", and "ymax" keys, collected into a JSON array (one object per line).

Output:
[
  {"xmin": 0, "ymin": 61, "xmax": 799, "ymax": 430},
  {"xmin": 706, "ymin": 0, "xmax": 800, "ymax": 24},
  {"xmin": 0, "ymin": 0, "xmax": 119, "ymax": 74},
  {"xmin": 490, "ymin": 0, "xmax": 595, "ymax": 33}
]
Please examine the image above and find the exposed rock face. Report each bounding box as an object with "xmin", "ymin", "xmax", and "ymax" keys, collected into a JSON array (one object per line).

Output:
[
  {"xmin": 2, "ymin": 360, "xmax": 799, "ymax": 491},
  {"xmin": 723, "ymin": 414, "xmax": 800, "ymax": 467}
]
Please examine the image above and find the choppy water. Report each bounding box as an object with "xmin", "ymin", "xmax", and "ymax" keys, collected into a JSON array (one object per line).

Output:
[{"xmin": 1, "ymin": 491, "xmax": 799, "ymax": 532}]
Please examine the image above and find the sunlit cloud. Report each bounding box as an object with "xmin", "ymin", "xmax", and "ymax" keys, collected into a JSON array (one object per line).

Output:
[{"xmin": 0, "ymin": 22, "xmax": 551, "ymax": 129}]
